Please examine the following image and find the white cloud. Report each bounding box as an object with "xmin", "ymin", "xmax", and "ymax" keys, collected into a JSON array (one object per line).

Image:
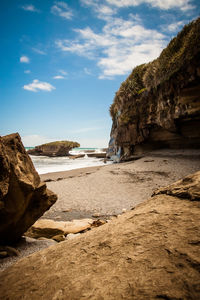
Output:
[
  {"xmin": 23, "ymin": 79, "xmax": 55, "ymax": 92},
  {"xmin": 20, "ymin": 56, "xmax": 30, "ymax": 63},
  {"xmin": 81, "ymin": 0, "xmax": 117, "ymax": 18},
  {"xmin": 105, "ymin": 0, "xmax": 195, "ymax": 11},
  {"xmin": 53, "ymin": 75, "xmax": 65, "ymax": 79},
  {"xmin": 56, "ymin": 15, "xmax": 166, "ymax": 78},
  {"xmin": 166, "ymin": 21, "xmax": 184, "ymax": 32},
  {"xmin": 32, "ymin": 48, "xmax": 46, "ymax": 55},
  {"xmin": 51, "ymin": 1, "xmax": 73, "ymax": 20},
  {"xmin": 24, "ymin": 70, "xmax": 31, "ymax": 74},
  {"xmin": 22, "ymin": 135, "xmax": 55, "ymax": 147},
  {"xmin": 21, "ymin": 4, "xmax": 40, "ymax": 12}
]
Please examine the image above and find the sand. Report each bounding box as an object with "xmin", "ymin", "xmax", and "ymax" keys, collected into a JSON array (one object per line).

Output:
[
  {"xmin": 41, "ymin": 149, "xmax": 200, "ymax": 221},
  {"xmin": 1, "ymin": 148, "xmax": 199, "ymax": 271}
]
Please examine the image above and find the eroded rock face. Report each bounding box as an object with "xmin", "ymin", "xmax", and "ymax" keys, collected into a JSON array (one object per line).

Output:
[
  {"xmin": 0, "ymin": 133, "xmax": 57, "ymax": 244},
  {"xmin": 108, "ymin": 18, "xmax": 200, "ymax": 160},
  {"xmin": 0, "ymin": 171, "xmax": 199, "ymax": 299},
  {"xmin": 27, "ymin": 140, "xmax": 80, "ymax": 157},
  {"xmin": 154, "ymin": 171, "xmax": 200, "ymax": 200}
]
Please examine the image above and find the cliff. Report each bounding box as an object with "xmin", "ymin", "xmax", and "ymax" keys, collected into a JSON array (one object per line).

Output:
[
  {"xmin": 0, "ymin": 171, "xmax": 199, "ymax": 299},
  {"xmin": 27, "ymin": 140, "xmax": 80, "ymax": 157},
  {"xmin": 108, "ymin": 17, "xmax": 200, "ymax": 160}
]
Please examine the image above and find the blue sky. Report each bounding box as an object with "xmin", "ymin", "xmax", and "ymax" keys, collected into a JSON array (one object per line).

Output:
[{"xmin": 0, "ymin": 0, "xmax": 199, "ymax": 147}]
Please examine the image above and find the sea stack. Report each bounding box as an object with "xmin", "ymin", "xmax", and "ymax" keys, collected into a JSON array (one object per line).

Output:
[{"xmin": 27, "ymin": 140, "xmax": 80, "ymax": 157}]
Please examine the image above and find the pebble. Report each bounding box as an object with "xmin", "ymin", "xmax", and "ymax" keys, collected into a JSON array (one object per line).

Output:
[{"xmin": 0, "ymin": 251, "xmax": 8, "ymax": 258}]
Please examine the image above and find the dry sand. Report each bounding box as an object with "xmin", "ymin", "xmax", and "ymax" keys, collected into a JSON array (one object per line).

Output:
[{"xmin": 1, "ymin": 148, "xmax": 199, "ymax": 271}]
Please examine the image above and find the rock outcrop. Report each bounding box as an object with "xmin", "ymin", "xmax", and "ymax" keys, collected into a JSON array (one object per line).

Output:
[
  {"xmin": 27, "ymin": 140, "xmax": 80, "ymax": 157},
  {"xmin": 0, "ymin": 133, "xmax": 57, "ymax": 244},
  {"xmin": 0, "ymin": 171, "xmax": 199, "ymax": 299},
  {"xmin": 108, "ymin": 18, "xmax": 200, "ymax": 160},
  {"xmin": 25, "ymin": 218, "xmax": 94, "ymax": 239}
]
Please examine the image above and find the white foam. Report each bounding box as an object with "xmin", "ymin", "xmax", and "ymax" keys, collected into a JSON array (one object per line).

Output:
[{"xmin": 30, "ymin": 154, "xmax": 111, "ymax": 175}]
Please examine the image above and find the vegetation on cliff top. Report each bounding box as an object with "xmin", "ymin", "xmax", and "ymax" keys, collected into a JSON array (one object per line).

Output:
[
  {"xmin": 38, "ymin": 141, "xmax": 80, "ymax": 148},
  {"xmin": 110, "ymin": 17, "xmax": 200, "ymax": 121}
]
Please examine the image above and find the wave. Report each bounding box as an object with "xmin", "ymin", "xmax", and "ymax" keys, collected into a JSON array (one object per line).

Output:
[{"xmin": 30, "ymin": 154, "xmax": 111, "ymax": 175}]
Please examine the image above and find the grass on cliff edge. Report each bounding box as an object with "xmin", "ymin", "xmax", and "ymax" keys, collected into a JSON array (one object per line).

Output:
[
  {"xmin": 38, "ymin": 141, "xmax": 80, "ymax": 148},
  {"xmin": 110, "ymin": 17, "xmax": 200, "ymax": 120}
]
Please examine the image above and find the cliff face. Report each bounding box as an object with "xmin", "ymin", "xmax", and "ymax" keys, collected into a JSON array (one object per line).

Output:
[
  {"xmin": 108, "ymin": 18, "xmax": 200, "ymax": 160},
  {"xmin": 28, "ymin": 141, "xmax": 80, "ymax": 157}
]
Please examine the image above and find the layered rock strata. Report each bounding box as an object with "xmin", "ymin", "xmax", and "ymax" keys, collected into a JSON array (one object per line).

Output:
[
  {"xmin": 0, "ymin": 133, "xmax": 57, "ymax": 244},
  {"xmin": 28, "ymin": 140, "xmax": 80, "ymax": 157},
  {"xmin": 0, "ymin": 171, "xmax": 199, "ymax": 299},
  {"xmin": 108, "ymin": 18, "xmax": 200, "ymax": 160}
]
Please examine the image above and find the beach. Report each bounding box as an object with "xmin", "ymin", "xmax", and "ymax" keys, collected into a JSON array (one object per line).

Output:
[
  {"xmin": 1, "ymin": 148, "xmax": 199, "ymax": 271},
  {"xmin": 41, "ymin": 149, "xmax": 200, "ymax": 221}
]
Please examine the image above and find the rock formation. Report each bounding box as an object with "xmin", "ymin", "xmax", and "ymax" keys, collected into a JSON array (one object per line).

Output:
[
  {"xmin": 25, "ymin": 218, "xmax": 94, "ymax": 239},
  {"xmin": 108, "ymin": 18, "xmax": 200, "ymax": 160},
  {"xmin": 0, "ymin": 171, "xmax": 199, "ymax": 299},
  {"xmin": 27, "ymin": 140, "xmax": 80, "ymax": 157},
  {"xmin": 0, "ymin": 133, "xmax": 57, "ymax": 244}
]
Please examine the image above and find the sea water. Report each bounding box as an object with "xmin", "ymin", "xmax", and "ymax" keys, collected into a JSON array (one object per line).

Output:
[{"xmin": 26, "ymin": 148, "xmax": 112, "ymax": 175}]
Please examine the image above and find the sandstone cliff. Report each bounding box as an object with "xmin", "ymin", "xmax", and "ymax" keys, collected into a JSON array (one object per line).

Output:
[
  {"xmin": 0, "ymin": 133, "xmax": 57, "ymax": 244},
  {"xmin": 108, "ymin": 17, "xmax": 200, "ymax": 160},
  {"xmin": 0, "ymin": 171, "xmax": 199, "ymax": 299},
  {"xmin": 27, "ymin": 140, "xmax": 80, "ymax": 157}
]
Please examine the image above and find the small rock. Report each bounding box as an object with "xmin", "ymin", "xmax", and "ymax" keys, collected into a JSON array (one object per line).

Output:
[
  {"xmin": 122, "ymin": 208, "xmax": 127, "ymax": 213},
  {"xmin": 66, "ymin": 233, "xmax": 81, "ymax": 240},
  {"xmin": 0, "ymin": 251, "xmax": 8, "ymax": 258},
  {"xmin": 0, "ymin": 246, "xmax": 19, "ymax": 257},
  {"xmin": 52, "ymin": 235, "xmax": 65, "ymax": 242},
  {"xmin": 91, "ymin": 219, "xmax": 106, "ymax": 227},
  {"xmin": 92, "ymin": 213, "xmax": 101, "ymax": 218}
]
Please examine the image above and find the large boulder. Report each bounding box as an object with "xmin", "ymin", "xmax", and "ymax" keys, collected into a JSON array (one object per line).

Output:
[
  {"xmin": 0, "ymin": 171, "xmax": 199, "ymax": 299},
  {"xmin": 27, "ymin": 140, "xmax": 80, "ymax": 157},
  {"xmin": 0, "ymin": 133, "xmax": 57, "ymax": 244}
]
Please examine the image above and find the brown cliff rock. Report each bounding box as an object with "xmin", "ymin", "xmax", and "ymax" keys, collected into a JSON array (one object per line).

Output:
[
  {"xmin": 0, "ymin": 133, "xmax": 57, "ymax": 244},
  {"xmin": 154, "ymin": 170, "xmax": 200, "ymax": 200},
  {"xmin": 0, "ymin": 171, "xmax": 199, "ymax": 299},
  {"xmin": 108, "ymin": 18, "xmax": 200, "ymax": 160},
  {"xmin": 27, "ymin": 140, "xmax": 80, "ymax": 157}
]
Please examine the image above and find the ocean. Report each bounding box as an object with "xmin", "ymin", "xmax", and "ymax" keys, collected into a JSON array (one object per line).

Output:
[{"xmin": 26, "ymin": 147, "xmax": 112, "ymax": 174}]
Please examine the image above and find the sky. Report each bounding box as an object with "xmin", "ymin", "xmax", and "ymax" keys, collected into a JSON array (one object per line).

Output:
[{"xmin": 0, "ymin": 0, "xmax": 199, "ymax": 147}]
